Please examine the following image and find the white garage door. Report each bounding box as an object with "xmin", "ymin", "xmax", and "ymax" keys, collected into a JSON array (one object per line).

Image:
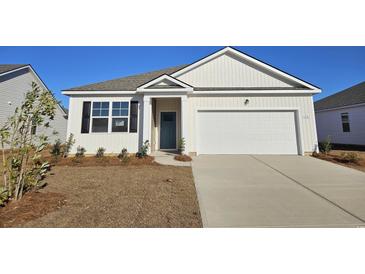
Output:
[{"xmin": 197, "ymin": 110, "xmax": 299, "ymax": 155}]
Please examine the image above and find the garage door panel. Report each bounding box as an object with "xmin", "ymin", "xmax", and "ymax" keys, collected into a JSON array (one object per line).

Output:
[{"xmin": 197, "ymin": 111, "xmax": 298, "ymax": 155}]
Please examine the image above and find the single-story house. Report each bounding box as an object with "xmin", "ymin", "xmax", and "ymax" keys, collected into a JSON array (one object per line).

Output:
[
  {"xmin": 315, "ymin": 81, "xmax": 365, "ymax": 147},
  {"xmin": 0, "ymin": 64, "xmax": 68, "ymax": 143},
  {"xmin": 62, "ymin": 47, "xmax": 320, "ymax": 155}
]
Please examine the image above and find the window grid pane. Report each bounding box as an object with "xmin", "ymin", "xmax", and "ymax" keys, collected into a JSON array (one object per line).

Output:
[
  {"xmin": 92, "ymin": 102, "xmax": 109, "ymax": 117},
  {"xmin": 341, "ymin": 113, "xmax": 350, "ymax": 132},
  {"xmin": 112, "ymin": 101, "xmax": 129, "ymax": 117}
]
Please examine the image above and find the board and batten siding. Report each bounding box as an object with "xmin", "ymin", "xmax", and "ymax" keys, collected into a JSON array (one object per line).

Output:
[
  {"xmin": 187, "ymin": 94, "xmax": 318, "ymax": 154},
  {"xmin": 0, "ymin": 68, "xmax": 67, "ymax": 143},
  {"xmin": 315, "ymin": 105, "xmax": 365, "ymax": 145},
  {"xmin": 176, "ymin": 53, "xmax": 297, "ymax": 88},
  {"xmin": 67, "ymin": 95, "xmax": 143, "ymax": 154}
]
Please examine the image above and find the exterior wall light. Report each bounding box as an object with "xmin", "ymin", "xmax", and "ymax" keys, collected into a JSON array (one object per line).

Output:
[{"xmin": 244, "ymin": 99, "xmax": 249, "ymax": 105}]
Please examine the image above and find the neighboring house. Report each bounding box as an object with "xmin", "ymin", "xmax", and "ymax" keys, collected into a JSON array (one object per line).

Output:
[
  {"xmin": 315, "ymin": 81, "xmax": 365, "ymax": 146},
  {"xmin": 62, "ymin": 47, "xmax": 320, "ymax": 155},
  {"xmin": 0, "ymin": 64, "xmax": 68, "ymax": 143}
]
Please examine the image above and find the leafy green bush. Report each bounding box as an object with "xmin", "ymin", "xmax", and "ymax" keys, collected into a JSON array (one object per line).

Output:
[
  {"xmin": 0, "ymin": 81, "xmax": 56, "ymax": 204},
  {"xmin": 136, "ymin": 140, "xmax": 149, "ymax": 158},
  {"xmin": 339, "ymin": 152, "xmax": 360, "ymax": 164},
  {"xmin": 96, "ymin": 147, "xmax": 105, "ymax": 158},
  {"xmin": 0, "ymin": 187, "xmax": 9, "ymax": 206}
]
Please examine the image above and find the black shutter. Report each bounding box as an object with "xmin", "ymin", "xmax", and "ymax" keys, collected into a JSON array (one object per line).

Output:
[
  {"xmin": 129, "ymin": 101, "xmax": 138, "ymax": 133},
  {"xmin": 81, "ymin": 101, "xmax": 91, "ymax": 133}
]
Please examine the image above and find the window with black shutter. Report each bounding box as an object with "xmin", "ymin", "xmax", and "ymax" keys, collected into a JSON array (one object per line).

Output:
[
  {"xmin": 129, "ymin": 101, "xmax": 138, "ymax": 133},
  {"xmin": 81, "ymin": 101, "xmax": 91, "ymax": 133}
]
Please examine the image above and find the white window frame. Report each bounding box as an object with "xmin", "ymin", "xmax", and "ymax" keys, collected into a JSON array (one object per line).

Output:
[
  {"xmin": 340, "ymin": 112, "xmax": 351, "ymax": 133},
  {"xmin": 88, "ymin": 100, "xmax": 133, "ymax": 134},
  {"xmin": 111, "ymin": 101, "xmax": 130, "ymax": 133},
  {"xmin": 91, "ymin": 101, "xmax": 110, "ymax": 133}
]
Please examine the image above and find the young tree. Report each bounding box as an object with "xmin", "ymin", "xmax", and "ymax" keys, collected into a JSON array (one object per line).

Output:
[{"xmin": 0, "ymin": 81, "xmax": 56, "ymax": 204}]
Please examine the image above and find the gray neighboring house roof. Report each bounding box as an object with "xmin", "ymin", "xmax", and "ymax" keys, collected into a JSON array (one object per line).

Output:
[
  {"xmin": 314, "ymin": 81, "xmax": 365, "ymax": 111},
  {"xmin": 0, "ymin": 64, "xmax": 28, "ymax": 75},
  {"xmin": 64, "ymin": 65, "xmax": 187, "ymax": 91}
]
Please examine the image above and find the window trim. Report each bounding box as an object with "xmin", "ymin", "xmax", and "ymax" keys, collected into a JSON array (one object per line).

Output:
[
  {"xmin": 87, "ymin": 100, "xmax": 137, "ymax": 134},
  {"xmin": 340, "ymin": 112, "xmax": 350, "ymax": 133},
  {"xmin": 111, "ymin": 101, "xmax": 130, "ymax": 133},
  {"xmin": 91, "ymin": 101, "xmax": 110, "ymax": 133}
]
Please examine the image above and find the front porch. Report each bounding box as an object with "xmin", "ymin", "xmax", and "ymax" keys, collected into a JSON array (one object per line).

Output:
[{"xmin": 143, "ymin": 95, "xmax": 189, "ymax": 154}]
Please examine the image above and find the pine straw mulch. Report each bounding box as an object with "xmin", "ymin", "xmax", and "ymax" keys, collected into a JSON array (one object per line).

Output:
[
  {"xmin": 46, "ymin": 155, "xmax": 156, "ymax": 167},
  {"xmin": 174, "ymin": 154, "xmax": 193, "ymax": 162},
  {"xmin": 0, "ymin": 157, "xmax": 202, "ymax": 228},
  {"xmin": 312, "ymin": 150, "xmax": 365, "ymax": 173},
  {"xmin": 0, "ymin": 192, "xmax": 67, "ymax": 228}
]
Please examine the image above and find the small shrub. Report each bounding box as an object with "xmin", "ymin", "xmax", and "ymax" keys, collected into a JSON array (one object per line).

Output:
[
  {"xmin": 50, "ymin": 139, "xmax": 63, "ymax": 158},
  {"xmin": 319, "ymin": 136, "xmax": 332, "ymax": 154},
  {"xmin": 75, "ymin": 146, "xmax": 86, "ymax": 158},
  {"xmin": 62, "ymin": 133, "xmax": 75, "ymax": 158},
  {"xmin": 339, "ymin": 152, "xmax": 360, "ymax": 164},
  {"xmin": 118, "ymin": 148, "xmax": 129, "ymax": 162},
  {"xmin": 178, "ymin": 138, "xmax": 186, "ymax": 154},
  {"xmin": 96, "ymin": 147, "xmax": 105, "ymax": 158},
  {"xmin": 136, "ymin": 140, "xmax": 149, "ymax": 158}
]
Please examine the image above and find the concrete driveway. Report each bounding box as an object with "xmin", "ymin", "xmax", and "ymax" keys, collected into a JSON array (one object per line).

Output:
[{"xmin": 192, "ymin": 155, "xmax": 365, "ymax": 227}]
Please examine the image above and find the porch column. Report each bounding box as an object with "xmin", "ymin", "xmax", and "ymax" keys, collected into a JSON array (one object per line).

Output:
[
  {"xmin": 143, "ymin": 96, "xmax": 152, "ymax": 153},
  {"xmin": 181, "ymin": 95, "xmax": 189, "ymax": 153}
]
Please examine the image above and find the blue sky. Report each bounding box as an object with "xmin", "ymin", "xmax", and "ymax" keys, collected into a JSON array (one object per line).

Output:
[{"xmin": 0, "ymin": 46, "xmax": 364, "ymax": 108}]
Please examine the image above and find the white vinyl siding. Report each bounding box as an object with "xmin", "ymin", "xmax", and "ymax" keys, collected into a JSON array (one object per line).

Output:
[
  {"xmin": 67, "ymin": 95, "xmax": 143, "ymax": 154},
  {"xmin": 315, "ymin": 105, "xmax": 365, "ymax": 146},
  {"xmin": 197, "ymin": 110, "xmax": 298, "ymax": 155},
  {"xmin": 176, "ymin": 53, "xmax": 297, "ymax": 88},
  {"xmin": 188, "ymin": 95, "xmax": 318, "ymax": 154},
  {"xmin": 0, "ymin": 68, "xmax": 67, "ymax": 143}
]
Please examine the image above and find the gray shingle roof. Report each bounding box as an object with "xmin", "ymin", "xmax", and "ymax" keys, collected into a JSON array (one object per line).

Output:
[
  {"xmin": 314, "ymin": 81, "xmax": 365, "ymax": 111},
  {"xmin": 0, "ymin": 64, "xmax": 28, "ymax": 75},
  {"xmin": 64, "ymin": 65, "xmax": 187, "ymax": 91}
]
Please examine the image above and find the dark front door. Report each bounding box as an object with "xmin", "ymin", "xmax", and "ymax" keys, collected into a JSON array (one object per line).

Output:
[{"xmin": 160, "ymin": 112, "xmax": 176, "ymax": 149}]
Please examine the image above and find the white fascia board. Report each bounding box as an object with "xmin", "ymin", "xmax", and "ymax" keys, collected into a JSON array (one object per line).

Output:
[
  {"xmin": 138, "ymin": 88, "xmax": 193, "ymax": 93},
  {"xmin": 191, "ymin": 89, "xmax": 321, "ymax": 95},
  {"xmin": 137, "ymin": 74, "xmax": 193, "ymax": 92},
  {"xmin": 62, "ymin": 90, "xmax": 137, "ymax": 96},
  {"xmin": 171, "ymin": 47, "xmax": 321, "ymax": 92}
]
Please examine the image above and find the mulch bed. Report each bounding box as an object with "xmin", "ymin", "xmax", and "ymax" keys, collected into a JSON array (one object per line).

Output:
[
  {"xmin": 0, "ymin": 163, "xmax": 202, "ymax": 228},
  {"xmin": 46, "ymin": 155, "xmax": 156, "ymax": 167},
  {"xmin": 0, "ymin": 192, "xmax": 66, "ymax": 228},
  {"xmin": 312, "ymin": 151, "xmax": 365, "ymax": 172},
  {"xmin": 174, "ymin": 155, "xmax": 192, "ymax": 162}
]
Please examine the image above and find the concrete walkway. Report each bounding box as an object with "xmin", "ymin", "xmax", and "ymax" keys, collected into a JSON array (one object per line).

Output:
[
  {"xmin": 192, "ymin": 155, "xmax": 365, "ymax": 227},
  {"xmin": 151, "ymin": 151, "xmax": 191, "ymax": 167}
]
